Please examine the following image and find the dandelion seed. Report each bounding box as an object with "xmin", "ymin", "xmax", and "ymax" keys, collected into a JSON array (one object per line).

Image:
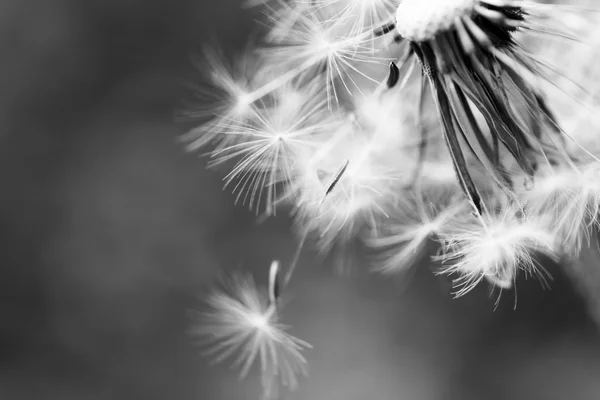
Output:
[
  {"xmin": 208, "ymin": 77, "xmax": 339, "ymax": 213},
  {"xmin": 261, "ymin": 3, "xmax": 389, "ymax": 104},
  {"xmin": 191, "ymin": 270, "xmax": 311, "ymax": 394},
  {"xmin": 182, "ymin": 45, "xmax": 268, "ymax": 153},
  {"xmin": 518, "ymin": 161, "xmax": 600, "ymax": 255},
  {"xmin": 322, "ymin": 158, "xmax": 350, "ymax": 202},
  {"xmin": 436, "ymin": 202, "xmax": 557, "ymax": 297},
  {"xmin": 262, "ymin": 0, "xmax": 314, "ymax": 42},
  {"xmin": 366, "ymin": 189, "xmax": 468, "ymax": 275},
  {"xmin": 419, "ymin": 160, "xmax": 461, "ymax": 187},
  {"xmin": 312, "ymin": 0, "xmax": 401, "ymax": 38},
  {"xmin": 268, "ymin": 260, "xmax": 280, "ymax": 306}
]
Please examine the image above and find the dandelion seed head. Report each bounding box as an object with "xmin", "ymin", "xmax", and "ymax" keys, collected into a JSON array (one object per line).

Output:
[
  {"xmin": 395, "ymin": 0, "xmax": 476, "ymax": 42},
  {"xmin": 390, "ymin": 0, "xmax": 574, "ymax": 201}
]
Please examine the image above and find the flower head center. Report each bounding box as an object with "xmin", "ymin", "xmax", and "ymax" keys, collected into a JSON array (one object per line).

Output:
[
  {"xmin": 395, "ymin": 0, "xmax": 477, "ymax": 42},
  {"xmin": 247, "ymin": 312, "xmax": 271, "ymax": 331},
  {"xmin": 235, "ymin": 92, "xmax": 253, "ymax": 114}
]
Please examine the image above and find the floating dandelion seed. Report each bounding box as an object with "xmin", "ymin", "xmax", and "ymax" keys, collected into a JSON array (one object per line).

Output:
[
  {"xmin": 436, "ymin": 203, "xmax": 557, "ymax": 297},
  {"xmin": 191, "ymin": 268, "xmax": 311, "ymax": 395}
]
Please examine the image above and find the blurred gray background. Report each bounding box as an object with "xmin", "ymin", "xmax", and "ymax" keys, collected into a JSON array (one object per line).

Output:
[{"xmin": 2, "ymin": 1, "xmax": 600, "ymax": 399}]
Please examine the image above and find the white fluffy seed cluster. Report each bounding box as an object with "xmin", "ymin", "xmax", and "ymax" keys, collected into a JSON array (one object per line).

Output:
[
  {"xmin": 188, "ymin": 0, "xmax": 600, "ymax": 395},
  {"xmin": 187, "ymin": 0, "xmax": 600, "ymax": 299},
  {"xmin": 395, "ymin": 0, "xmax": 477, "ymax": 42}
]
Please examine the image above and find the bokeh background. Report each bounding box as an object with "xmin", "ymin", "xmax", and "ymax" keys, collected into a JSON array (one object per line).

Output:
[{"xmin": 2, "ymin": 1, "xmax": 600, "ymax": 399}]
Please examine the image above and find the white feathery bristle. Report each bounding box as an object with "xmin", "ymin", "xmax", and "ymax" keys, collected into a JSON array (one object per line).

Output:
[
  {"xmin": 531, "ymin": 6, "xmax": 600, "ymax": 156},
  {"xmin": 261, "ymin": 5, "xmax": 388, "ymax": 103},
  {"xmin": 207, "ymin": 77, "xmax": 341, "ymax": 213},
  {"xmin": 183, "ymin": 46, "xmax": 270, "ymax": 153},
  {"xmin": 519, "ymin": 162, "xmax": 600, "ymax": 255},
  {"xmin": 242, "ymin": 0, "xmax": 274, "ymax": 8},
  {"xmin": 290, "ymin": 120, "xmax": 405, "ymax": 249},
  {"xmin": 184, "ymin": 0, "xmax": 600, "ymax": 394},
  {"xmin": 262, "ymin": 0, "xmax": 313, "ymax": 43},
  {"xmin": 366, "ymin": 189, "xmax": 469, "ymax": 274},
  {"xmin": 436, "ymin": 204, "xmax": 557, "ymax": 297},
  {"xmin": 419, "ymin": 161, "xmax": 458, "ymax": 186},
  {"xmin": 191, "ymin": 272, "xmax": 311, "ymax": 393}
]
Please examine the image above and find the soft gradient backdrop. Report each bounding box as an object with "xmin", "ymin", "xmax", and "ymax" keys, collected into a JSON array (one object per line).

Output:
[{"xmin": 2, "ymin": 1, "xmax": 600, "ymax": 399}]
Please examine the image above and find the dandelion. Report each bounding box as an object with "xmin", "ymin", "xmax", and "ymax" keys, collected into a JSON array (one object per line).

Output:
[
  {"xmin": 191, "ymin": 267, "xmax": 311, "ymax": 396},
  {"xmin": 366, "ymin": 188, "xmax": 468, "ymax": 275},
  {"xmin": 436, "ymin": 202, "xmax": 557, "ymax": 297}
]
